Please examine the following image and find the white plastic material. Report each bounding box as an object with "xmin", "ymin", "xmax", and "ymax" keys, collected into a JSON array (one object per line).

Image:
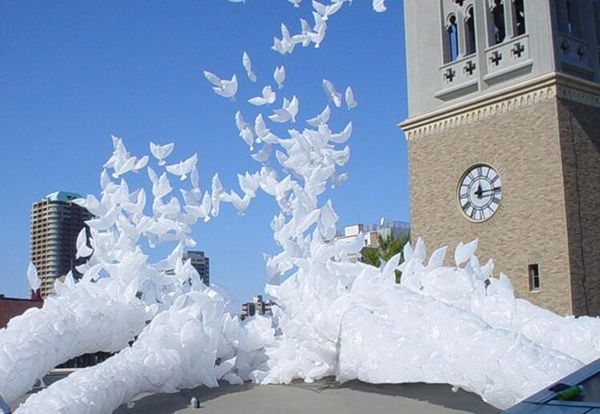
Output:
[
  {"xmin": 6, "ymin": 62, "xmax": 600, "ymax": 412},
  {"xmin": 16, "ymin": 291, "xmax": 224, "ymax": 413},
  {"xmin": 0, "ymin": 279, "xmax": 147, "ymax": 403}
]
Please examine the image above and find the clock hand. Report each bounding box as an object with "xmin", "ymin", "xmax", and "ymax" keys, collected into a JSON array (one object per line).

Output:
[
  {"xmin": 474, "ymin": 183, "xmax": 483, "ymax": 199},
  {"xmin": 478, "ymin": 186, "xmax": 502, "ymax": 195}
]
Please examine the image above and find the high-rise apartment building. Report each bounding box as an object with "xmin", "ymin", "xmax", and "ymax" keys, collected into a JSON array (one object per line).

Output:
[
  {"xmin": 166, "ymin": 250, "xmax": 210, "ymax": 286},
  {"xmin": 183, "ymin": 250, "xmax": 210, "ymax": 286},
  {"xmin": 30, "ymin": 191, "xmax": 93, "ymax": 298}
]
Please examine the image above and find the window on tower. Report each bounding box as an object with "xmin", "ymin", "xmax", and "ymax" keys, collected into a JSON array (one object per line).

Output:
[
  {"xmin": 594, "ymin": 1, "xmax": 600, "ymax": 66},
  {"xmin": 595, "ymin": 2, "xmax": 600, "ymax": 43},
  {"xmin": 566, "ymin": 0, "xmax": 575, "ymax": 34},
  {"xmin": 465, "ymin": 7, "xmax": 476, "ymax": 55},
  {"xmin": 559, "ymin": 0, "xmax": 581, "ymax": 36},
  {"xmin": 566, "ymin": 0, "xmax": 579, "ymax": 35},
  {"xmin": 512, "ymin": 0, "xmax": 526, "ymax": 36},
  {"xmin": 528, "ymin": 264, "xmax": 540, "ymax": 292},
  {"xmin": 489, "ymin": 0, "xmax": 506, "ymax": 45},
  {"xmin": 445, "ymin": 14, "xmax": 460, "ymax": 62}
]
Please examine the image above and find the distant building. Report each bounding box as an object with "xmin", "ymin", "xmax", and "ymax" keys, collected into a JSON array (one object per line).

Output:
[
  {"xmin": 336, "ymin": 220, "xmax": 410, "ymax": 248},
  {"xmin": 184, "ymin": 250, "xmax": 210, "ymax": 286},
  {"xmin": 57, "ymin": 351, "xmax": 113, "ymax": 369},
  {"xmin": 241, "ymin": 295, "xmax": 274, "ymax": 320},
  {"xmin": 0, "ymin": 295, "xmax": 43, "ymax": 329},
  {"xmin": 166, "ymin": 250, "xmax": 210, "ymax": 286},
  {"xmin": 30, "ymin": 191, "xmax": 93, "ymax": 298}
]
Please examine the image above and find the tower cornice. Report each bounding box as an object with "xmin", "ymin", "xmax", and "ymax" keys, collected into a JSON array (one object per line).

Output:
[{"xmin": 400, "ymin": 72, "xmax": 600, "ymax": 141}]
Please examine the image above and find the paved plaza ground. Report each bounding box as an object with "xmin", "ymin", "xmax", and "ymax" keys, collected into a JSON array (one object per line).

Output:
[
  {"xmin": 113, "ymin": 378, "xmax": 499, "ymax": 414},
  {"xmin": 11, "ymin": 373, "xmax": 500, "ymax": 413}
]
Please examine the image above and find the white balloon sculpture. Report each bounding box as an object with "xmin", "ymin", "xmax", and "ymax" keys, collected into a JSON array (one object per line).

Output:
[{"xmin": 5, "ymin": 1, "xmax": 600, "ymax": 411}]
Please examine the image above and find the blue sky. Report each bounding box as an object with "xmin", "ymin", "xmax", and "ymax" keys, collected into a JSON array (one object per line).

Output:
[{"xmin": 0, "ymin": 0, "xmax": 409, "ymax": 304}]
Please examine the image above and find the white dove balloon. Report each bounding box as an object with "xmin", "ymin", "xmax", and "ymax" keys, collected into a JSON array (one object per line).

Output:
[
  {"xmin": 149, "ymin": 142, "xmax": 175, "ymax": 166},
  {"xmin": 239, "ymin": 125, "xmax": 255, "ymax": 149},
  {"xmin": 235, "ymin": 111, "xmax": 256, "ymax": 149},
  {"xmin": 251, "ymin": 143, "xmax": 272, "ymax": 163},
  {"xmin": 166, "ymin": 154, "xmax": 198, "ymax": 181},
  {"xmin": 330, "ymin": 122, "xmax": 353, "ymax": 144},
  {"xmin": 306, "ymin": 105, "xmax": 331, "ymax": 127},
  {"xmin": 323, "ymin": 79, "xmax": 342, "ymax": 108},
  {"xmin": 221, "ymin": 190, "xmax": 251, "ymax": 215},
  {"xmin": 292, "ymin": 18, "xmax": 314, "ymax": 47},
  {"xmin": 237, "ymin": 172, "xmax": 261, "ymax": 197},
  {"xmin": 248, "ymin": 85, "xmax": 276, "ymax": 106},
  {"xmin": 76, "ymin": 228, "xmax": 93, "ymax": 258},
  {"xmin": 105, "ymin": 136, "xmax": 148, "ymax": 178},
  {"xmin": 310, "ymin": 11, "xmax": 327, "ymax": 48},
  {"xmin": 312, "ymin": 0, "xmax": 343, "ymax": 21},
  {"xmin": 203, "ymin": 71, "xmax": 238, "ymax": 100},
  {"xmin": 26, "ymin": 262, "xmax": 41, "ymax": 292},
  {"xmin": 203, "ymin": 70, "xmax": 221, "ymax": 87},
  {"xmin": 148, "ymin": 167, "xmax": 173, "ymax": 199},
  {"xmin": 373, "ymin": 0, "xmax": 386, "ymax": 12},
  {"xmin": 254, "ymin": 114, "xmax": 279, "ymax": 144},
  {"xmin": 272, "ymin": 24, "xmax": 295, "ymax": 55},
  {"xmin": 210, "ymin": 174, "xmax": 223, "ymax": 217},
  {"xmin": 235, "ymin": 110, "xmax": 249, "ymax": 132},
  {"xmin": 273, "ymin": 65, "xmax": 286, "ymax": 89},
  {"xmin": 242, "ymin": 52, "xmax": 257, "ymax": 82},
  {"xmin": 344, "ymin": 86, "xmax": 358, "ymax": 109},
  {"xmin": 268, "ymin": 96, "xmax": 299, "ymax": 123}
]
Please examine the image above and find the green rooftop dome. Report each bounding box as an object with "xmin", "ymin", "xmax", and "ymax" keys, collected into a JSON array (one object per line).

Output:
[{"xmin": 44, "ymin": 191, "xmax": 83, "ymax": 202}]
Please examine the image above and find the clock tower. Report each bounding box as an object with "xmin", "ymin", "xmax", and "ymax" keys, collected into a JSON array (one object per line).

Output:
[{"xmin": 400, "ymin": 0, "xmax": 600, "ymax": 315}]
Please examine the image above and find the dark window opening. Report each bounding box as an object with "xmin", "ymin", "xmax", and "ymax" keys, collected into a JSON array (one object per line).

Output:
[
  {"xmin": 446, "ymin": 14, "xmax": 460, "ymax": 62},
  {"xmin": 566, "ymin": 0, "xmax": 579, "ymax": 36},
  {"xmin": 465, "ymin": 7, "xmax": 476, "ymax": 55},
  {"xmin": 593, "ymin": 2, "xmax": 600, "ymax": 42},
  {"xmin": 529, "ymin": 264, "xmax": 540, "ymax": 291},
  {"xmin": 491, "ymin": 0, "xmax": 506, "ymax": 45},
  {"xmin": 512, "ymin": 0, "xmax": 526, "ymax": 36}
]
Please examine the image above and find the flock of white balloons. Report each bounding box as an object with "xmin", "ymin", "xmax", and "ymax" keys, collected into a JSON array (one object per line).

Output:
[{"xmin": 4, "ymin": 1, "xmax": 600, "ymax": 412}]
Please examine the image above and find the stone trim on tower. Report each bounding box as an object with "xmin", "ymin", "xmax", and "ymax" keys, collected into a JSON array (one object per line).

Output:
[{"xmin": 401, "ymin": 72, "xmax": 600, "ymax": 141}]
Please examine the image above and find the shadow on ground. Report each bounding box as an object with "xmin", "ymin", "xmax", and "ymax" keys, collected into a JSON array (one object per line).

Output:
[
  {"xmin": 113, "ymin": 381, "xmax": 257, "ymax": 413},
  {"xmin": 113, "ymin": 377, "xmax": 500, "ymax": 414},
  {"xmin": 339, "ymin": 380, "xmax": 499, "ymax": 413}
]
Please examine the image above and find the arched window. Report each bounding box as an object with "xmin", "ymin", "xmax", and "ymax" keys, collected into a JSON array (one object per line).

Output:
[
  {"xmin": 445, "ymin": 14, "xmax": 460, "ymax": 62},
  {"xmin": 512, "ymin": 0, "xmax": 526, "ymax": 36},
  {"xmin": 594, "ymin": 2, "xmax": 600, "ymax": 43},
  {"xmin": 465, "ymin": 7, "xmax": 476, "ymax": 55},
  {"xmin": 565, "ymin": 0, "xmax": 580, "ymax": 36},
  {"xmin": 490, "ymin": 0, "xmax": 506, "ymax": 45}
]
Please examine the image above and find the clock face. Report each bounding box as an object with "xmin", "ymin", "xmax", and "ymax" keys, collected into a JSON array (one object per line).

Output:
[{"xmin": 458, "ymin": 164, "xmax": 502, "ymax": 222}]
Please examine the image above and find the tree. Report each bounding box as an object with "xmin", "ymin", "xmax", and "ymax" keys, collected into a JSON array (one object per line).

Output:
[{"xmin": 361, "ymin": 232, "xmax": 411, "ymax": 283}]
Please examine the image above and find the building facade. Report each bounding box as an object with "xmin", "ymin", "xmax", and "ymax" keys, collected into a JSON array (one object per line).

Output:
[
  {"xmin": 335, "ymin": 220, "xmax": 410, "ymax": 262},
  {"xmin": 241, "ymin": 295, "xmax": 275, "ymax": 320},
  {"xmin": 30, "ymin": 191, "xmax": 93, "ymax": 298},
  {"xmin": 0, "ymin": 295, "xmax": 43, "ymax": 329},
  {"xmin": 183, "ymin": 250, "xmax": 210, "ymax": 286},
  {"xmin": 401, "ymin": 0, "xmax": 600, "ymax": 315}
]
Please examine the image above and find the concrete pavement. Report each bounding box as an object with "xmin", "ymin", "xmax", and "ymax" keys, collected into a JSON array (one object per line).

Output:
[
  {"xmin": 113, "ymin": 378, "xmax": 500, "ymax": 414},
  {"xmin": 10, "ymin": 374, "xmax": 500, "ymax": 413}
]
